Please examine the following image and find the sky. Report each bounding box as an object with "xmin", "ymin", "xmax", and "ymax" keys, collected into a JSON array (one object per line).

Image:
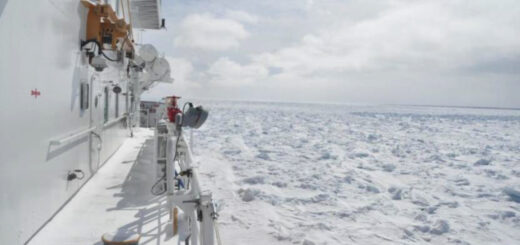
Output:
[{"xmin": 141, "ymin": 0, "xmax": 520, "ymax": 108}]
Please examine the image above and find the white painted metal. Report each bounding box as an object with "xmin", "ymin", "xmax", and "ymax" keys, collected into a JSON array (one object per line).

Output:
[
  {"xmin": 0, "ymin": 1, "xmax": 167, "ymax": 244},
  {"xmin": 90, "ymin": 74, "xmax": 104, "ymax": 171},
  {"xmin": 139, "ymin": 43, "xmax": 159, "ymax": 62},
  {"xmin": 28, "ymin": 129, "xmax": 179, "ymax": 244},
  {"xmin": 105, "ymin": 115, "xmax": 129, "ymax": 127},
  {"xmin": 131, "ymin": 53, "xmax": 172, "ymax": 133},
  {"xmin": 130, "ymin": 0, "xmax": 162, "ymax": 29},
  {"xmin": 142, "ymin": 56, "xmax": 174, "ymax": 85},
  {"xmin": 153, "ymin": 117, "xmax": 219, "ymax": 244},
  {"xmin": 49, "ymin": 126, "xmax": 97, "ymax": 146}
]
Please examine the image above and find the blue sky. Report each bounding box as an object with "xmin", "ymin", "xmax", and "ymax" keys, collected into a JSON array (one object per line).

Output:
[{"xmin": 141, "ymin": 0, "xmax": 520, "ymax": 107}]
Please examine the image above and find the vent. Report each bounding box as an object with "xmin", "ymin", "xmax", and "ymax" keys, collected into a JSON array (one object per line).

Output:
[{"xmin": 130, "ymin": 0, "xmax": 162, "ymax": 30}]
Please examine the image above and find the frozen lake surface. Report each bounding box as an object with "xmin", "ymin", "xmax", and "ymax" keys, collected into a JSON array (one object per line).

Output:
[{"xmin": 191, "ymin": 101, "xmax": 520, "ymax": 245}]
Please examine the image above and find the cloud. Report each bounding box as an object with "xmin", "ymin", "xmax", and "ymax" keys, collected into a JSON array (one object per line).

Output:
[
  {"xmin": 146, "ymin": 0, "xmax": 520, "ymax": 107},
  {"xmin": 305, "ymin": 0, "xmax": 314, "ymax": 11},
  {"xmin": 207, "ymin": 57, "xmax": 268, "ymax": 86},
  {"xmin": 253, "ymin": 1, "xmax": 520, "ymax": 76},
  {"xmin": 174, "ymin": 13, "xmax": 250, "ymax": 51},
  {"xmin": 225, "ymin": 10, "xmax": 259, "ymax": 24}
]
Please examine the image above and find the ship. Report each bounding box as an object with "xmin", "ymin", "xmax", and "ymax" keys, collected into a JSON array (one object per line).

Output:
[{"xmin": 0, "ymin": 0, "xmax": 219, "ymax": 244}]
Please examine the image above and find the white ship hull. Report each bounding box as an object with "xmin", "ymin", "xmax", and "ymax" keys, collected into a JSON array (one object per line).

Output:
[{"xmin": 0, "ymin": 1, "xmax": 131, "ymax": 243}]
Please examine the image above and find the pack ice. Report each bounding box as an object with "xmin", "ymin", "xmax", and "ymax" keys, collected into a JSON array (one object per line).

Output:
[{"xmin": 192, "ymin": 101, "xmax": 520, "ymax": 245}]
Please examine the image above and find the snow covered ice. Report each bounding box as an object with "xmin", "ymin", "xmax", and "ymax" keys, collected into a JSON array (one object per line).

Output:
[{"xmin": 189, "ymin": 101, "xmax": 520, "ymax": 245}]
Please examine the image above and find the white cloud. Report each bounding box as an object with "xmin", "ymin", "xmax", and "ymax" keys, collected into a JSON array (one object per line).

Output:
[
  {"xmin": 225, "ymin": 10, "xmax": 258, "ymax": 24},
  {"xmin": 174, "ymin": 13, "xmax": 249, "ymax": 51},
  {"xmin": 305, "ymin": 0, "xmax": 314, "ymax": 11},
  {"xmin": 207, "ymin": 57, "xmax": 268, "ymax": 86},
  {"xmin": 254, "ymin": 1, "xmax": 520, "ymax": 75},
  {"xmin": 146, "ymin": 0, "xmax": 520, "ymax": 107}
]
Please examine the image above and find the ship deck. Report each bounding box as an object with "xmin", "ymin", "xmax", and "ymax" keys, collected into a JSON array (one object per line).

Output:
[{"xmin": 30, "ymin": 128, "xmax": 179, "ymax": 245}]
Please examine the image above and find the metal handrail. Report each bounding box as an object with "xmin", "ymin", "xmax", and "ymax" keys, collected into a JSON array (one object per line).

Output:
[
  {"xmin": 103, "ymin": 115, "xmax": 127, "ymax": 128},
  {"xmin": 50, "ymin": 114, "xmax": 127, "ymax": 146},
  {"xmin": 49, "ymin": 126, "xmax": 96, "ymax": 146}
]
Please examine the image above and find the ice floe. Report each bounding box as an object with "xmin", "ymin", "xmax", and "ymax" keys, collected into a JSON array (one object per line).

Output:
[{"xmin": 191, "ymin": 101, "xmax": 520, "ymax": 244}]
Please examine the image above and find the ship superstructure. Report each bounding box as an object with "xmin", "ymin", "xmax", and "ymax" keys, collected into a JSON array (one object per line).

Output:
[{"xmin": 0, "ymin": 1, "xmax": 219, "ymax": 244}]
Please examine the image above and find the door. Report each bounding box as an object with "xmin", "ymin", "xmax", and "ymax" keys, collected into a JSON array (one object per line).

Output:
[{"xmin": 89, "ymin": 74, "xmax": 104, "ymax": 172}]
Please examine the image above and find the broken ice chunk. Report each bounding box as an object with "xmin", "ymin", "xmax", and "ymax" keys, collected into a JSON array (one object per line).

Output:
[
  {"xmin": 414, "ymin": 214, "xmax": 428, "ymax": 222},
  {"xmin": 302, "ymin": 239, "xmax": 316, "ymax": 245},
  {"xmin": 474, "ymin": 159, "xmax": 491, "ymax": 166},
  {"xmin": 256, "ymin": 152, "xmax": 271, "ymax": 160},
  {"xmin": 391, "ymin": 188, "xmax": 403, "ymax": 200},
  {"xmin": 454, "ymin": 178, "xmax": 470, "ymax": 186},
  {"xmin": 238, "ymin": 188, "xmax": 257, "ymax": 202},
  {"xmin": 500, "ymin": 211, "xmax": 516, "ymax": 219},
  {"xmin": 382, "ymin": 164, "xmax": 396, "ymax": 172},
  {"xmin": 503, "ymin": 187, "xmax": 520, "ymax": 203},
  {"xmin": 243, "ymin": 176, "xmax": 265, "ymax": 185},
  {"xmin": 272, "ymin": 181, "xmax": 287, "ymax": 188},
  {"xmin": 365, "ymin": 185, "xmax": 380, "ymax": 193},
  {"xmin": 430, "ymin": 220, "xmax": 450, "ymax": 235},
  {"xmin": 414, "ymin": 225, "xmax": 430, "ymax": 233}
]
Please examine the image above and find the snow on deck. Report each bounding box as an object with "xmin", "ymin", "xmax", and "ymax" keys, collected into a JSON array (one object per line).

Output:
[{"xmin": 30, "ymin": 129, "xmax": 177, "ymax": 245}]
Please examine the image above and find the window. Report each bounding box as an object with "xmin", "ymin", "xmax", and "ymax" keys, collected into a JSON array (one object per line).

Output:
[
  {"xmin": 115, "ymin": 92, "xmax": 119, "ymax": 118},
  {"xmin": 80, "ymin": 83, "xmax": 89, "ymax": 110},
  {"xmin": 104, "ymin": 87, "xmax": 109, "ymax": 123},
  {"xmin": 125, "ymin": 90, "xmax": 128, "ymax": 114}
]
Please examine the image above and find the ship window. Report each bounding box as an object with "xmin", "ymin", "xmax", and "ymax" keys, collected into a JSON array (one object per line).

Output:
[
  {"xmin": 125, "ymin": 90, "xmax": 128, "ymax": 115},
  {"xmin": 80, "ymin": 83, "xmax": 89, "ymax": 110},
  {"xmin": 104, "ymin": 87, "xmax": 109, "ymax": 123},
  {"xmin": 115, "ymin": 92, "xmax": 119, "ymax": 118}
]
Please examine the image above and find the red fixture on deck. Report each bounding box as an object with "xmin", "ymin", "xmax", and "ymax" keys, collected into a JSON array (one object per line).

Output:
[{"xmin": 165, "ymin": 96, "xmax": 182, "ymax": 123}]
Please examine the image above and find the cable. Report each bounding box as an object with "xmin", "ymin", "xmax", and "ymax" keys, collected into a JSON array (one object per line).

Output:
[
  {"xmin": 81, "ymin": 39, "xmax": 121, "ymax": 62},
  {"xmin": 80, "ymin": 39, "xmax": 101, "ymax": 54},
  {"xmin": 150, "ymin": 176, "xmax": 166, "ymax": 195}
]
